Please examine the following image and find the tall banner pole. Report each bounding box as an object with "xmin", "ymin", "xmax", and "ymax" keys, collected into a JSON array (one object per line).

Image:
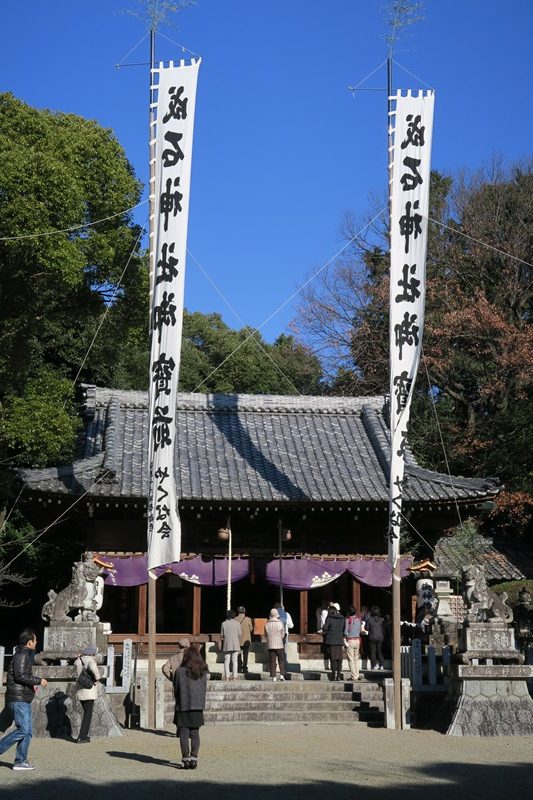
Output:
[
  {"xmin": 147, "ymin": 26, "xmax": 157, "ymax": 730},
  {"xmin": 146, "ymin": 46, "xmax": 201, "ymax": 727},
  {"xmin": 388, "ymin": 84, "xmax": 435, "ymax": 730},
  {"xmin": 277, "ymin": 518, "xmax": 284, "ymax": 607},
  {"xmin": 226, "ymin": 521, "xmax": 232, "ymax": 611},
  {"xmin": 387, "ymin": 56, "xmax": 402, "ymax": 731}
]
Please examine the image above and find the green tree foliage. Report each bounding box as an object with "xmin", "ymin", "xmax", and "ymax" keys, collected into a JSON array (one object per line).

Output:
[
  {"xmin": 0, "ymin": 93, "xmax": 145, "ymax": 467},
  {"xmin": 179, "ymin": 312, "xmax": 323, "ymax": 395},
  {"xmin": 492, "ymin": 579, "xmax": 533, "ymax": 607},
  {"xmin": 0, "ymin": 370, "xmax": 79, "ymax": 468},
  {"xmin": 0, "ymin": 93, "xmax": 147, "ymax": 606},
  {"xmin": 294, "ymin": 162, "xmax": 533, "ymax": 536}
]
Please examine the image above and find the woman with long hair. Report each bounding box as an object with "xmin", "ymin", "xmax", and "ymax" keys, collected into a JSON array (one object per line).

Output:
[{"xmin": 172, "ymin": 645, "xmax": 209, "ymax": 770}]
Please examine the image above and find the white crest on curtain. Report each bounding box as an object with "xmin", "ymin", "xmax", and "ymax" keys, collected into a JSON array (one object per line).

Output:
[
  {"xmin": 147, "ymin": 59, "xmax": 201, "ymax": 572},
  {"xmin": 388, "ymin": 90, "xmax": 435, "ymax": 568}
]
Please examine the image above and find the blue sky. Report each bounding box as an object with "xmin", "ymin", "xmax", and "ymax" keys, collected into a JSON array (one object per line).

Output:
[{"xmin": 1, "ymin": 1, "xmax": 532, "ymax": 341}]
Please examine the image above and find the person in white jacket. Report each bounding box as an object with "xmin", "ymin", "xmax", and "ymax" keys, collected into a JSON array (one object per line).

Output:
[
  {"xmin": 264, "ymin": 609, "xmax": 286, "ymax": 681},
  {"xmin": 274, "ymin": 602, "xmax": 294, "ymax": 662},
  {"xmin": 75, "ymin": 645, "xmax": 101, "ymax": 743}
]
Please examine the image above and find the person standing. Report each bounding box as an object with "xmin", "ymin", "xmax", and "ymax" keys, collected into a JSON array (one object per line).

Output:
[
  {"xmin": 366, "ymin": 606, "xmax": 385, "ymax": 670},
  {"xmin": 274, "ymin": 601, "xmax": 294, "ymax": 663},
  {"xmin": 343, "ymin": 606, "xmax": 363, "ymax": 682},
  {"xmin": 0, "ymin": 629, "xmax": 47, "ymax": 771},
  {"xmin": 75, "ymin": 645, "xmax": 101, "ymax": 743},
  {"xmin": 316, "ymin": 601, "xmax": 330, "ymax": 633},
  {"xmin": 220, "ymin": 610, "xmax": 241, "ymax": 680},
  {"xmin": 162, "ymin": 638, "xmax": 190, "ymax": 682},
  {"xmin": 264, "ymin": 608, "xmax": 286, "ymax": 681},
  {"xmin": 235, "ymin": 606, "xmax": 253, "ymax": 676},
  {"xmin": 173, "ymin": 646, "xmax": 209, "ymax": 770},
  {"xmin": 322, "ymin": 603, "xmax": 345, "ymax": 681}
]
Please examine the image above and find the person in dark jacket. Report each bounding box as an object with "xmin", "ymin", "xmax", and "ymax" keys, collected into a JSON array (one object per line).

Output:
[
  {"xmin": 0, "ymin": 629, "xmax": 48, "ymax": 771},
  {"xmin": 366, "ymin": 606, "xmax": 385, "ymax": 670},
  {"xmin": 322, "ymin": 603, "xmax": 345, "ymax": 681},
  {"xmin": 173, "ymin": 645, "xmax": 208, "ymax": 770}
]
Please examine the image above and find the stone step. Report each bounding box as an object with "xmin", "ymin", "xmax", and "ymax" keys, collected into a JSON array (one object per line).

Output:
[
  {"xmin": 203, "ymin": 710, "xmax": 365, "ymax": 724},
  {"xmin": 206, "ymin": 691, "xmax": 357, "ymax": 702},
  {"xmin": 356, "ymin": 698, "xmax": 384, "ymax": 706},
  {"xmin": 205, "ymin": 679, "xmax": 378, "ymax": 690},
  {"xmin": 206, "ymin": 700, "xmax": 358, "ymax": 712},
  {"xmin": 206, "ymin": 684, "xmax": 359, "ymax": 692},
  {"xmin": 162, "ymin": 678, "xmax": 385, "ymax": 727}
]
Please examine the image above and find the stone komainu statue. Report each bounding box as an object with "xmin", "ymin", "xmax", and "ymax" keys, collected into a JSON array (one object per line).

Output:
[
  {"xmin": 41, "ymin": 552, "xmax": 104, "ymax": 623},
  {"xmin": 461, "ymin": 564, "xmax": 513, "ymax": 624}
]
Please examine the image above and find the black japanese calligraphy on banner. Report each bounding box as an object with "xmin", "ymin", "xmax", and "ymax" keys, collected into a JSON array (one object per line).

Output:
[
  {"xmin": 388, "ymin": 90, "xmax": 435, "ymax": 568},
  {"xmin": 147, "ymin": 59, "xmax": 201, "ymax": 572}
]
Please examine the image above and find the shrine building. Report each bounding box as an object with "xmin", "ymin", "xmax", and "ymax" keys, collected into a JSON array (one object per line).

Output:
[{"xmin": 19, "ymin": 386, "xmax": 499, "ymax": 653}]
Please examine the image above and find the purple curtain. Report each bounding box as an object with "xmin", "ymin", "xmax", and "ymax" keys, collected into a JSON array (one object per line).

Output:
[
  {"xmin": 100, "ymin": 554, "xmax": 249, "ymax": 587},
  {"xmin": 99, "ymin": 553, "xmax": 412, "ymax": 590},
  {"xmin": 264, "ymin": 557, "xmax": 412, "ymax": 589},
  {"xmin": 162, "ymin": 556, "xmax": 250, "ymax": 587}
]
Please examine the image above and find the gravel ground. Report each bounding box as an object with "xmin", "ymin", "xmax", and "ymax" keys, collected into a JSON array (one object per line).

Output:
[{"xmin": 1, "ymin": 725, "xmax": 532, "ymax": 800}]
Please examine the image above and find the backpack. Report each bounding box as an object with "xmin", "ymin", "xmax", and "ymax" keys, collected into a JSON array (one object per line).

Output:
[
  {"xmin": 77, "ymin": 658, "xmax": 96, "ymax": 689},
  {"xmin": 344, "ymin": 615, "xmax": 361, "ymax": 637}
]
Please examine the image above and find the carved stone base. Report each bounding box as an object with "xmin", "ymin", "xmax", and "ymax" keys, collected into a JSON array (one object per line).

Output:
[
  {"xmin": 37, "ymin": 623, "xmax": 109, "ymax": 664},
  {"xmin": 429, "ymin": 619, "xmax": 533, "ymax": 736},
  {"xmin": 445, "ymin": 675, "xmax": 533, "ymax": 736},
  {"xmin": 31, "ymin": 683, "xmax": 122, "ymax": 740},
  {"xmin": 460, "ymin": 621, "xmax": 519, "ymax": 656}
]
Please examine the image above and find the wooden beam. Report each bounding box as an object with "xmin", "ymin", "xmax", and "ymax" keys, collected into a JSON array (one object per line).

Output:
[
  {"xmin": 192, "ymin": 584, "xmax": 201, "ymax": 635},
  {"xmin": 137, "ymin": 584, "xmax": 147, "ymax": 636},
  {"xmin": 147, "ymin": 573, "xmax": 157, "ymax": 729},
  {"xmin": 300, "ymin": 590, "xmax": 308, "ymax": 635},
  {"xmin": 352, "ymin": 578, "xmax": 361, "ymax": 612}
]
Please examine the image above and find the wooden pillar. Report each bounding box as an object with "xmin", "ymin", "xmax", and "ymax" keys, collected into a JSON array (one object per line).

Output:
[
  {"xmin": 138, "ymin": 584, "xmax": 148, "ymax": 636},
  {"xmin": 300, "ymin": 590, "xmax": 308, "ymax": 635},
  {"xmin": 192, "ymin": 584, "xmax": 201, "ymax": 635},
  {"xmin": 148, "ymin": 573, "xmax": 157, "ymax": 729},
  {"xmin": 352, "ymin": 578, "xmax": 361, "ymax": 611}
]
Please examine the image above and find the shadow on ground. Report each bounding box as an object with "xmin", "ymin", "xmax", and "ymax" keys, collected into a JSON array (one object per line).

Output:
[{"xmin": 0, "ymin": 763, "xmax": 532, "ymax": 800}]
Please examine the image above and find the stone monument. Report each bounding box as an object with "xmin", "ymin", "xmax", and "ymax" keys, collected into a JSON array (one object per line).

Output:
[
  {"xmin": 433, "ymin": 564, "xmax": 533, "ymax": 736},
  {"xmin": 32, "ymin": 552, "xmax": 122, "ymax": 739}
]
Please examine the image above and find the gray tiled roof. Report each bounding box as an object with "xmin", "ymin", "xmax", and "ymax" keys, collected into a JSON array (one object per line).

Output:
[
  {"xmin": 434, "ymin": 536, "xmax": 529, "ymax": 582},
  {"xmin": 20, "ymin": 386, "xmax": 500, "ymax": 505}
]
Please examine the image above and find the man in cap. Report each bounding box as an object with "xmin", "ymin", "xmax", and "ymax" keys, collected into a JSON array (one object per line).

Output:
[
  {"xmin": 162, "ymin": 638, "xmax": 191, "ymax": 681},
  {"xmin": 235, "ymin": 605, "xmax": 253, "ymax": 676}
]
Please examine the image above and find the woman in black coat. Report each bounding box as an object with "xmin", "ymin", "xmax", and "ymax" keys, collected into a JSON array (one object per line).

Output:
[
  {"xmin": 321, "ymin": 603, "xmax": 345, "ymax": 681},
  {"xmin": 366, "ymin": 606, "xmax": 385, "ymax": 670},
  {"xmin": 173, "ymin": 646, "xmax": 209, "ymax": 769}
]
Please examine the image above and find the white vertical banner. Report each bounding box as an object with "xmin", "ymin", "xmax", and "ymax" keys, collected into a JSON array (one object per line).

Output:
[
  {"xmin": 147, "ymin": 59, "xmax": 201, "ymax": 572},
  {"xmin": 388, "ymin": 90, "xmax": 435, "ymax": 568}
]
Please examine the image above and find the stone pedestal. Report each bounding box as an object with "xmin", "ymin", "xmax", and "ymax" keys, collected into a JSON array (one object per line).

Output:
[
  {"xmin": 37, "ymin": 622, "xmax": 110, "ymax": 664},
  {"xmin": 29, "ymin": 622, "xmax": 122, "ymax": 739},
  {"xmin": 445, "ymin": 666, "xmax": 533, "ymax": 736},
  {"xmin": 434, "ymin": 622, "xmax": 533, "ymax": 736},
  {"xmin": 31, "ymin": 674, "xmax": 122, "ymax": 740}
]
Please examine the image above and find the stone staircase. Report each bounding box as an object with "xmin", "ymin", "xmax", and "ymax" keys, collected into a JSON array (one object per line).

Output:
[{"xmin": 162, "ymin": 677, "xmax": 385, "ymax": 727}]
